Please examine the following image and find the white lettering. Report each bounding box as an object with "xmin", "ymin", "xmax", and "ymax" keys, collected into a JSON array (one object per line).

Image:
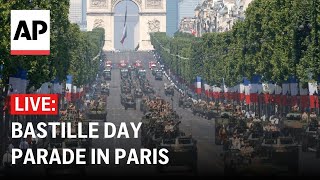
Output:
[
  {"xmin": 30, "ymin": 97, "xmax": 41, "ymax": 111},
  {"xmin": 41, "ymin": 97, "xmax": 50, "ymax": 111},
  {"xmin": 104, "ymin": 122, "xmax": 116, "ymax": 138},
  {"xmin": 158, "ymin": 149, "xmax": 169, "ymax": 165},
  {"xmin": 15, "ymin": 97, "xmax": 23, "ymax": 111},
  {"xmin": 127, "ymin": 149, "xmax": 139, "ymax": 164},
  {"xmin": 115, "ymin": 149, "xmax": 126, "ymax": 164},
  {"xmin": 11, "ymin": 149, "xmax": 22, "ymax": 164},
  {"xmin": 12, "ymin": 122, "xmax": 22, "ymax": 138},
  {"xmin": 23, "ymin": 149, "xmax": 36, "ymax": 164},
  {"xmin": 131, "ymin": 122, "xmax": 141, "ymax": 138}
]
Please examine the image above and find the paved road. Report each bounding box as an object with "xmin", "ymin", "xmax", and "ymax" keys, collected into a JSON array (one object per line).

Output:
[{"xmin": 85, "ymin": 51, "xmax": 224, "ymax": 175}]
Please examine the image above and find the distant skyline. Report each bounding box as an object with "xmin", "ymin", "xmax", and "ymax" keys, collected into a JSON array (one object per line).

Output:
[
  {"xmin": 166, "ymin": 0, "xmax": 179, "ymax": 37},
  {"xmin": 69, "ymin": 0, "xmax": 87, "ymax": 31}
]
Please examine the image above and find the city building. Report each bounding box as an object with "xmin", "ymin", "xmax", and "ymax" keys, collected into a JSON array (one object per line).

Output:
[
  {"xmin": 193, "ymin": 0, "xmax": 253, "ymax": 37},
  {"xmin": 166, "ymin": 0, "xmax": 179, "ymax": 37},
  {"xmin": 179, "ymin": 17, "xmax": 197, "ymax": 35},
  {"xmin": 69, "ymin": 0, "xmax": 87, "ymax": 31}
]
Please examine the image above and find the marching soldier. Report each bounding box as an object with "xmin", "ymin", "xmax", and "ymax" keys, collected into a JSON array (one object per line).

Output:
[{"xmin": 302, "ymin": 111, "xmax": 309, "ymax": 123}]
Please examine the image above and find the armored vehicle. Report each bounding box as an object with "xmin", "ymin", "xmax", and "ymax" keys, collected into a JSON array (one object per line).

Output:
[
  {"xmin": 260, "ymin": 136, "xmax": 299, "ymax": 172},
  {"xmin": 155, "ymin": 71, "xmax": 163, "ymax": 81},
  {"xmin": 215, "ymin": 111, "xmax": 233, "ymax": 145},
  {"xmin": 302, "ymin": 120, "xmax": 319, "ymax": 152},
  {"xmin": 138, "ymin": 69, "xmax": 146, "ymax": 79},
  {"xmin": 101, "ymin": 84, "xmax": 110, "ymax": 96},
  {"xmin": 120, "ymin": 69, "xmax": 129, "ymax": 79},
  {"xmin": 178, "ymin": 96, "xmax": 193, "ymax": 109},
  {"xmin": 164, "ymin": 84, "xmax": 174, "ymax": 96},
  {"xmin": 103, "ymin": 69, "xmax": 111, "ymax": 80},
  {"xmin": 157, "ymin": 135, "xmax": 198, "ymax": 173},
  {"xmin": 86, "ymin": 100, "xmax": 107, "ymax": 121},
  {"xmin": 134, "ymin": 88, "xmax": 143, "ymax": 98},
  {"xmin": 281, "ymin": 112, "xmax": 306, "ymax": 142},
  {"xmin": 121, "ymin": 94, "xmax": 136, "ymax": 110}
]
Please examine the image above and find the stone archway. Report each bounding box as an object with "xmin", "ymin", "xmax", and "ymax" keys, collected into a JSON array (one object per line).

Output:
[{"xmin": 87, "ymin": 0, "xmax": 167, "ymax": 51}]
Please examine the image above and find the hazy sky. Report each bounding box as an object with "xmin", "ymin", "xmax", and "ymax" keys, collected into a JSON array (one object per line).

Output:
[{"xmin": 114, "ymin": 1, "xmax": 139, "ymax": 50}]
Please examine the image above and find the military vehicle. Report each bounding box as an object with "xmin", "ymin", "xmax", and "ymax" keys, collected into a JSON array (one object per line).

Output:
[
  {"xmin": 215, "ymin": 111, "xmax": 233, "ymax": 145},
  {"xmin": 103, "ymin": 69, "xmax": 111, "ymax": 80},
  {"xmin": 191, "ymin": 101, "xmax": 207, "ymax": 117},
  {"xmin": 302, "ymin": 120, "xmax": 319, "ymax": 152},
  {"xmin": 281, "ymin": 112, "xmax": 306, "ymax": 142},
  {"xmin": 204, "ymin": 104, "xmax": 219, "ymax": 120},
  {"xmin": 222, "ymin": 149, "xmax": 243, "ymax": 174},
  {"xmin": 152, "ymin": 67, "xmax": 159, "ymax": 76},
  {"xmin": 178, "ymin": 96, "xmax": 193, "ymax": 109},
  {"xmin": 164, "ymin": 84, "xmax": 174, "ymax": 96},
  {"xmin": 121, "ymin": 94, "xmax": 136, "ymax": 110},
  {"xmin": 134, "ymin": 88, "xmax": 143, "ymax": 98},
  {"xmin": 121, "ymin": 83, "xmax": 131, "ymax": 94},
  {"xmin": 120, "ymin": 69, "xmax": 129, "ymax": 79},
  {"xmin": 157, "ymin": 135, "xmax": 198, "ymax": 173},
  {"xmin": 317, "ymin": 137, "xmax": 320, "ymax": 158},
  {"xmin": 142, "ymin": 85, "xmax": 155, "ymax": 95},
  {"xmin": 45, "ymin": 138, "xmax": 86, "ymax": 175},
  {"xmin": 260, "ymin": 136, "xmax": 299, "ymax": 173},
  {"xmin": 155, "ymin": 71, "xmax": 163, "ymax": 81},
  {"xmin": 140, "ymin": 98, "xmax": 148, "ymax": 113},
  {"xmin": 45, "ymin": 115, "xmax": 90, "ymax": 175},
  {"xmin": 86, "ymin": 100, "xmax": 107, "ymax": 121},
  {"xmin": 138, "ymin": 69, "xmax": 146, "ymax": 79},
  {"xmin": 101, "ymin": 83, "xmax": 110, "ymax": 96}
]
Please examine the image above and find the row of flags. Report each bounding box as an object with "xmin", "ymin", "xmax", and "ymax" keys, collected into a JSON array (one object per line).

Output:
[
  {"xmin": 195, "ymin": 75, "xmax": 320, "ymax": 109},
  {"xmin": 7, "ymin": 69, "xmax": 84, "ymax": 102}
]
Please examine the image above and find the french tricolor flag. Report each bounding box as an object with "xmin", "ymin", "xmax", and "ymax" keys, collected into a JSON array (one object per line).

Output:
[
  {"xmin": 274, "ymin": 84, "xmax": 282, "ymax": 105},
  {"xmin": 196, "ymin": 76, "xmax": 201, "ymax": 94},
  {"xmin": 308, "ymin": 81, "xmax": 319, "ymax": 108},
  {"xmin": 243, "ymin": 78, "xmax": 251, "ymax": 104},
  {"xmin": 300, "ymin": 83, "xmax": 309, "ymax": 109},
  {"xmin": 223, "ymin": 82, "xmax": 229, "ymax": 100},
  {"xmin": 282, "ymin": 82, "xmax": 290, "ymax": 106},
  {"xmin": 212, "ymin": 86, "xmax": 221, "ymax": 99},
  {"xmin": 239, "ymin": 83, "xmax": 245, "ymax": 102},
  {"xmin": 204, "ymin": 83, "xmax": 210, "ymax": 97},
  {"xmin": 249, "ymin": 75, "xmax": 261, "ymax": 103},
  {"xmin": 289, "ymin": 76, "xmax": 299, "ymax": 106},
  {"xmin": 66, "ymin": 75, "xmax": 72, "ymax": 102},
  {"xmin": 72, "ymin": 85, "xmax": 77, "ymax": 100}
]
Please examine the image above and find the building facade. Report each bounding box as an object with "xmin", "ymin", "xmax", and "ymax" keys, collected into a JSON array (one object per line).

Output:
[
  {"xmin": 179, "ymin": 17, "xmax": 196, "ymax": 35},
  {"xmin": 166, "ymin": 0, "xmax": 179, "ymax": 37},
  {"xmin": 69, "ymin": 0, "xmax": 87, "ymax": 31},
  {"xmin": 193, "ymin": 0, "xmax": 253, "ymax": 37}
]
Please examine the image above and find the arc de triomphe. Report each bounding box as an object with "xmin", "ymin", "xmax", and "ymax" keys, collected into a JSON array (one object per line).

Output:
[{"xmin": 87, "ymin": 0, "xmax": 166, "ymax": 51}]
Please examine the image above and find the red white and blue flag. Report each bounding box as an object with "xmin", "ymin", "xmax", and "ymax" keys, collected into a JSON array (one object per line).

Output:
[
  {"xmin": 308, "ymin": 81, "xmax": 319, "ymax": 108},
  {"xmin": 204, "ymin": 82, "xmax": 210, "ymax": 97},
  {"xmin": 243, "ymin": 78, "xmax": 251, "ymax": 104},
  {"xmin": 196, "ymin": 76, "xmax": 201, "ymax": 94},
  {"xmin": 66, "ymin": 75, "xmax": 72, "ymax": 102}
]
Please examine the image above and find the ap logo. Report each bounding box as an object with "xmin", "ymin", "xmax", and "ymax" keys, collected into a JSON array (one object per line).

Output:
[{"xmin": 11, "ymin": 10, "xmax": 50, "ymax": 55}]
